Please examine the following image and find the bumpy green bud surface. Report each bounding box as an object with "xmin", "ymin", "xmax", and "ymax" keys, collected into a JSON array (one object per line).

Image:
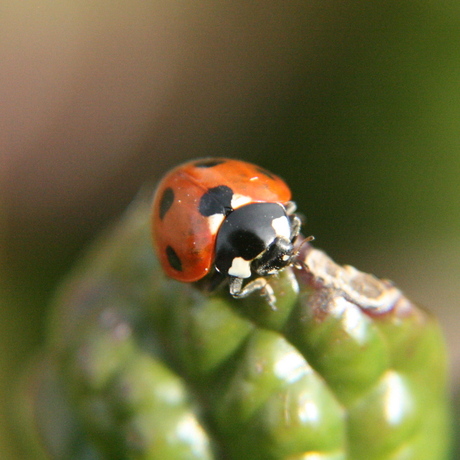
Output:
[{"xmin": 24, "ymin": 196, "xmax": 451, "ymax": 459}]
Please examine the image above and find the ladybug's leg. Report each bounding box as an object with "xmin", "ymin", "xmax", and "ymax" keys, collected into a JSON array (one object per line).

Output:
[
  {"xmin": 284, "ymin": 201, "xmax": 297, "ymax": 215},
  {"xmin": 290, "ymin": 215, "xmax": 302, "ymax": 242},
  {"xmin": 284, "ymin": 201, "xmax": 301, "ymax": 243},
  {"xmin": 229, "ymin": 276, "xmax": 276, "ymax": 310}
]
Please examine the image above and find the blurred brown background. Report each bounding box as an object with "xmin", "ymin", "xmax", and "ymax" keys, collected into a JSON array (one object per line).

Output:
[{"xmin": 1, "ymin": 1, "xmax": 459, "ymax": 458}]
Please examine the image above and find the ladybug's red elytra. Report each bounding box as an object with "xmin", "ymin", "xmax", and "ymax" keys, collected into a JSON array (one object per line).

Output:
[{"xmin": 151, "ymin": 158, "xmax": 303, "ymax": 308}]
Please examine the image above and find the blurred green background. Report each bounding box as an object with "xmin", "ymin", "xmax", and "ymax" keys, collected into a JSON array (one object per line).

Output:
[{"xmin": 1, "ymin": 1, "xmax": 459, "ymax": 458}]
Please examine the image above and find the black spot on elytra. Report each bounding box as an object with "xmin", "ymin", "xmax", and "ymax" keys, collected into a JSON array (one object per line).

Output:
[
  {"xmin": 199, "ymin": 185, "xmax": 234, "ymax": 217},
  {"xmin": 166, "ymin": 246, "xmax": 182, "ymax": 271},
  {"xmin": 159, "ymin": 187, "xmax": 174, "ymax": 220},
  {"xmin": 194, "ymin": 159, "xmax": 226, "ymax": 168},
  {"xmin": 256, "ymin": 167, "xmax": 275, "ymax": 180}
]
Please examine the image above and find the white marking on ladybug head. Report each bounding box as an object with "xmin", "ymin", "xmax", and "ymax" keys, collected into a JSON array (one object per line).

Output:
[
  {"xmin": 207, "ymin": 213, "xmax": 225, "ymax": 235},
  {"xmin": 271, "ymin": 215, "xmax": 291, "ymax": 239},
  {"xmin": 228, "ymin": 257, "xmax": 252, "ymax": 279},
  {"xmin": 231, "ymin": 194, "xmax": 252, "ymax": 210}
]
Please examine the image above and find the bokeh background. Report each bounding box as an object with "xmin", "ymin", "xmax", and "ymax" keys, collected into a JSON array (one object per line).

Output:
[{"xmin": 1, "ymin": 1, "xmax": 459, "ymax": 458}]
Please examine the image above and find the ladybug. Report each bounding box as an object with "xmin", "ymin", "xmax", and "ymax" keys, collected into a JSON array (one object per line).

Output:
[{"xmin": 151, "ymin": 158, "xmax": 303, "ymax": 308}]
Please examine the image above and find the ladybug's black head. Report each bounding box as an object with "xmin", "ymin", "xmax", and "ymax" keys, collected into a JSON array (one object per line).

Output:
[{"xmin": 214, "ymin": 202, "xmax": 297, "ymax": 280}]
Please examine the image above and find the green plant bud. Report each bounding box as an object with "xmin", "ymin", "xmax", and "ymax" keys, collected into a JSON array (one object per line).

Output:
[{"xmin": 23, "ymin": 195, "xmax": 451, "ymax": 459}]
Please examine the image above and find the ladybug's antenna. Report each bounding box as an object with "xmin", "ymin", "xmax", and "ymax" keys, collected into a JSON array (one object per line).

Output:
[
  {"xmin": 293, "ymin": 235, "xmax": 315, "ymax": 269},
  {"xmin": 296, "ymin": 235, "xmax": 314, "ymax": 253}
]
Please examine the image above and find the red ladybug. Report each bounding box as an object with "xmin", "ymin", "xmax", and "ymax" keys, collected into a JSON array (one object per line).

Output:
[{"xmin": 151, "ymin": 158, "xmax": 302, "ymax": 307}]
